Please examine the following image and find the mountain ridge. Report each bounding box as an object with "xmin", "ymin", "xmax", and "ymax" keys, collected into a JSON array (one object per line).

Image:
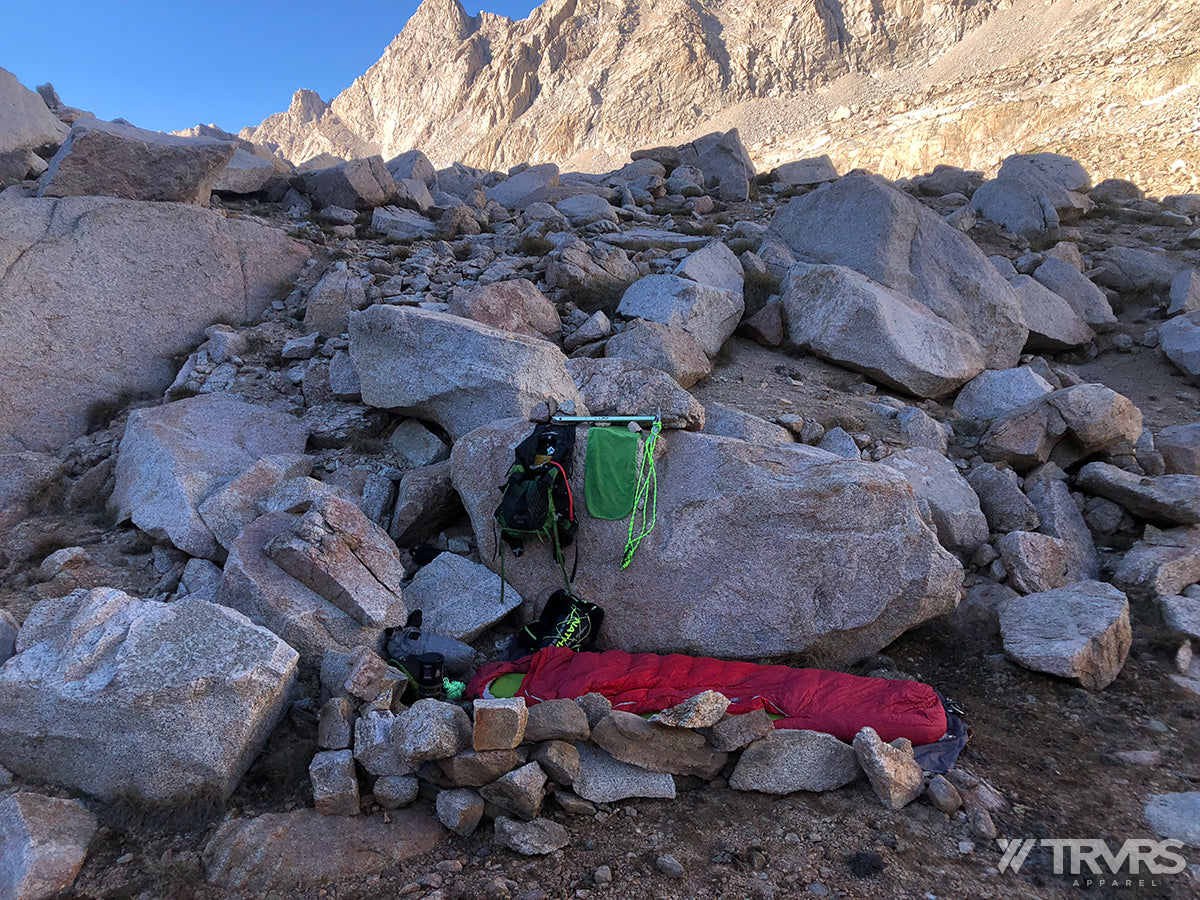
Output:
[{"xmin": 239, "ymin": 0, "xmax": 1199, "ymax": 193}]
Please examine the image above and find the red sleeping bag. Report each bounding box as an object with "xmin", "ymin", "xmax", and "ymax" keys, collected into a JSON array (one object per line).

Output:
[{"xmin": 467, "ymin": 647, "xmax": 948, "ymax": 746}]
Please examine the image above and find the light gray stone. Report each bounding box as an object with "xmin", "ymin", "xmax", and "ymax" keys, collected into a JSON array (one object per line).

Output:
[
  {"xmin": 1113, "ymin": 535, "xmax": 1200, "ymax": 600},
  {"xmin": 452, "ymin": 421, "xmax": 961, "ymax": 665},
  {"xmin": 479, "ymin": 761, "xmax": 546, "ymax": 820},
  {"xmin": 999, "ymin": 580, "xmax": 1131, "ymax": 690},
  {"xmin": 590, "ymin": 711, "xmax": 727, "ymax": 778},
  {"xmin": 1078, "ymin": 462, "xmax": 1200, "ymax": 525},
  {"xmin": 994, "ymin": 531, "xmax": 1068, "ymax": 594},
  {"xmin": 0, "ymin": 194, "xmax": 308, "ymax": 452},
  {"xmin": 783, "ymin": 263, "xmax": 984, "ymax": 399},
  {"xmin": 110, "ymin": 394, "xmax": 309, "ymax": 560},
  {"xmin": 772, "ymin": 155, "xmax": 838, "ymax": 186},
  {"xmin": 967, "ymin": 464, "xmax": 1040, "ymax": 533},
  {"xmin": 402, "ymin": 552, "xmax": 523, "ymax": 642},
  {"xmin": 603, "ymin": 320, "xmax": 712, "ymax": 390},
  {"xmin": 0, "ymin": 66, "xmax": 69, "ymax": 154},
  {"xmin": 385, "ymin": 149, "xmax": 437, "ymax": 189},
  {"xmin": 370, "ymin": 205, "xmax": 437, "ymax": 241},
  {"xmin": 1160, "ymin": 311, "xmax": 1200, "ymax": 383},
  {"xmin": 617, "ymin": 274, "xmax": 744, "ymax": 357},
  {"xmin": 954, "ymin": 367, "xmax": 1055, "ymax": 424},
  {"xmin": 218, "ymin": 512, "xmax": 390, "ymax": 671},
  {"xmin": 1144, "ymin": 792, "xmax": 1200, "ymax": 848},
  {"xmin": 449, "ymin": 278, "xmax": 561, "ymax": 340},
  {"xmin": 436, "ymin": 749, "xmax": 524, "ymax": 787},
  {"xmin": 436, "ymin": 787, "xmax": 484, "ymax": 836},
  {"xmin": 1009, "ymin": 275, "xmax": 1093, "ymax": 351},
  {"xmin": 1161, "ymin": 595, "xmax": 1200, "ymax": 640},
  {"xmin": 394, "ymin": 698, "xmax": 472, "ymax": 764},
  {"xmin": 389, "ymin": 461, "xmax": 461, "ymax": 547},
  {"xmin": 263, "ymin": 495, "xmax": 407, "ymax": 629},
  {"xmin": 853, "ymin": 726, "xmax": 924, "ymax": 810},
  {"xmin": 1094, "ymin": 246, "xmax": 1184, "ymax": 293},
  {"xmin": 881, "ymin": 447, "xmax": 989, "ymax": 553},
  {"xmin": 677, "ymin": 129, "xmax": 755, "ymax": 201},
  {"xmin": 567, "ymin": 357, "xmax": 703, "ymax": 429},
  {"xmin": 767, "ymin": 173, "xmax": 1027, "ymax": 368},
  {"xmin": 730, "ymin": 729, "xmax": 860, "ymax": 794},
  {"xmin": 374, "ymin": 775, "xmax": 420, "ymax": 809},
  {"xmin": 214, "ymin": 148, "xmax": 277, "ymax": 194},
  {"xmin": 1024, "ymin": 464, "xmax": 1100, "ymax": 582},
  {"xmin": 981, "ymin": 384, "xmax": 1143, "ymax": 471},
  {"xmin": 0, "ymin": 609, "xmax": 17, "ymax": 667},
  {"xmin": 310, "ymin": 750, "xmax": 360, "ymax": 816},
  {"xmin": 1032, "ymin": 257, "xmax": 1116, "ymax": 328},
  {"xmin": 197, "ymin": 454, "xmax": 313, "ymax": 552},
  {"xmin": 564, "ymin": 310, "xmax": 612, "ymax": 352},
  {"xmin": 649, "ymin": 690, "xmax": 731, "ymax": 728},
  {"xmin": 529, "ymin": 741, "xmax": 579, "ymax": 785},
  {"xmin": 350, "ymin": 305, "xmax": 582, "ymax": 441},
  {"xmin": 701, "ymin": 403, "xmax": 792, "ymax": 444},
  {"xmin": 0, "ymin": 589, "xmax": 297, "ymax": 803},
  {"xmin": 318, "ymin": 698, "xmax": 354, "ymax": 750},
  {"xmin": 294, "ymin": 156, "xmax": 396, "ymax": 210},
  {"xmin": 487, "ymin": 163, "xmax": 559, "ymax": 209},
  {"xmin": 524, "ymin": 699, "xmax": 591, "ymax": 744},
  {"xmin": 673, "ymin": 241, "xmax": 744, "ymax": 295},
  {"xmin": 0, "ymin": 793, "xmax": 97, "ymax": 900},
  {"xmin": 493, "ymin": 816, "xmax": 570, "ymax": 855},
  {"xmin": 305, "ymin": 263, "xmax": 367, "ymax": 338},
  {"xmin": 556, "ymin": 193, "xmax": 618, "ymax": 225},
  {"xmin": 1159, "ymin": 424, "xmax": 1200, "ymax": 475},
  {"xmin": 39, "ymin": 117, "xmax": 234, "ymax": 205},
  {"xmin": 354, "ymin": 712, "xmax": 412, "ymax": 777},
  {"xmin": 570, "ymin": 743, "xmax": 676, "ymax": 803},
  {"xmin": 387, "ymin": 419, "xmax": 449, "ymax": 469},
  {"xmin": 473, "ymin": 698, "xmax": 529, "ymax": 752}
]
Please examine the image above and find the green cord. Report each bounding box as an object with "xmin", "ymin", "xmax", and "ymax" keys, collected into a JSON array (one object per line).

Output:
[
  {"xmin": 621, "ymin": 420, "xmax": 661, "ymax": 569},
  {"xmin": 444, "ymin": 679, "xmax": 465, "ymax": 701}
]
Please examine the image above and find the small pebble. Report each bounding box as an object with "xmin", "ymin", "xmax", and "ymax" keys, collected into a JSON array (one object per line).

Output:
[
  {"xmin": 594, "ymin": 865, "xmax": 612, "ymax": 884},
  {"xmin": 655, "ymin": 854, "xmax": 684, "ymax": 878}
]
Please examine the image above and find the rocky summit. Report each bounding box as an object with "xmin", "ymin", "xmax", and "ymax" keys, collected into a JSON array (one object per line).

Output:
[{"xmin": 1, "ymin": 12, "xmax": 1200, "ymax": 898}]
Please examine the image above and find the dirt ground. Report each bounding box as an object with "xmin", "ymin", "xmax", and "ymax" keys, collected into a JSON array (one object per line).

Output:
[{"xmin": 6, "ymin": 192, "xmax": 1200, "ymax": 899}]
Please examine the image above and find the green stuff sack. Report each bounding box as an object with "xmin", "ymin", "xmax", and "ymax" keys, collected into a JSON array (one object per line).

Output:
[{"xmin": 584, "ymin": 426, "xmax": 640, "ymax": 520}]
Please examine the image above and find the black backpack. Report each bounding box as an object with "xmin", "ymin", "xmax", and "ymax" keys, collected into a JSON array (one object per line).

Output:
[{"xmin": 494, "ymin": 423, "xmax": 577, "ymax": 593}]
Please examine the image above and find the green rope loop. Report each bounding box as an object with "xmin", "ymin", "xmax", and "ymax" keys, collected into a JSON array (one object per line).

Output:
[{"xmin": 621, "ymin": 420, "xmax": 661, "ymax": 569}]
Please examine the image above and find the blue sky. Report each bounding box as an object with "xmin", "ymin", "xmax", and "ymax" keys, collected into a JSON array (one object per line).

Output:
[{"xmin": 1, "ymin": 0, "xmax": 540, "ymax": 134}]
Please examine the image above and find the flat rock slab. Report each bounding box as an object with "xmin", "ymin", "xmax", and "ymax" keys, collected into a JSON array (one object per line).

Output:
[
  {"xmin": 203, "ymin": 808, "xmax": 443, "ymax": 892},
  {"xmin": 111, "ymin": 394, "xmax": 308, "ymax": 560},
  {"xmin": 730, "ymin": 729, "xmax": 860, "ymax": 794},
  {"xmin": 1143, "ymin": 792, "xmax": 1200, "ymax": 848},
  {"xmin": 596, "ymin": 228, "xmax": 711, "ymax": 252},
  {"xmin": 0, "ymin": 793, "xmax": 97, "ymax": 900},
  {"xmin": 39, "ymin": 117, "xmax": 235, "ymax": 205},
  {"xmin": 999, "ymin": 580, "xmax": 1131, "ymax": 691},
  {"xmin": 402, "ymin": 552, "xmax": 523, "ymax": 642},
  {"xmin": 0, "ymin": 65, "xmax": 69, "ymax": 154},
  {"xmin": 0, "ymin": 589, "xmax": 297, "ymax": 804},
  {"xmin": 0, "ymin": 193, "xmax": 308, "ymax": 452},
  {"xmin": 1078, "ymin": 462, "xmax": 1200, "ymax": 525},
  {"xmin": 571, "ymin": 743, "xmax": 676, "ymax": 803}
]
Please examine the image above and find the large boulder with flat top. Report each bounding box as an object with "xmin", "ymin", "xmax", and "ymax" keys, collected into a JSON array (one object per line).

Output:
[
  {"xmin": 451, "ymin": 420, "xmax": 962, "ymax": 665},
  {"xmin": 39, "ymin": 117, "xmax": 236, "ymax": 205},
  {"xmin": 767, "ymin": 174, "xmax": 1027, "ymax": 368},
  {"xmin": 0, "ymin": 589, "xmax": 297, "ymax": 804}
]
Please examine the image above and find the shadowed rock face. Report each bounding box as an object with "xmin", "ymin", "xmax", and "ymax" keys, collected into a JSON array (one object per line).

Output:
[
  {"xmin": 451, "ymin": 419, "xmax": 962, "ymax": 666},
  {"xmin": 0, "ymin": 193, "xmax": 309, "ymax": 453},
  {"xmin": 241, "ymin": 0, "xmax": 1012, "ymax": 170}
]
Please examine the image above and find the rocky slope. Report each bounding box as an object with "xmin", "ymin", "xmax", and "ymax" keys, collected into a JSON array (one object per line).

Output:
[{"xmin": 241, "ymin": 0, "xmax": 1199, "ymax": 194}]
